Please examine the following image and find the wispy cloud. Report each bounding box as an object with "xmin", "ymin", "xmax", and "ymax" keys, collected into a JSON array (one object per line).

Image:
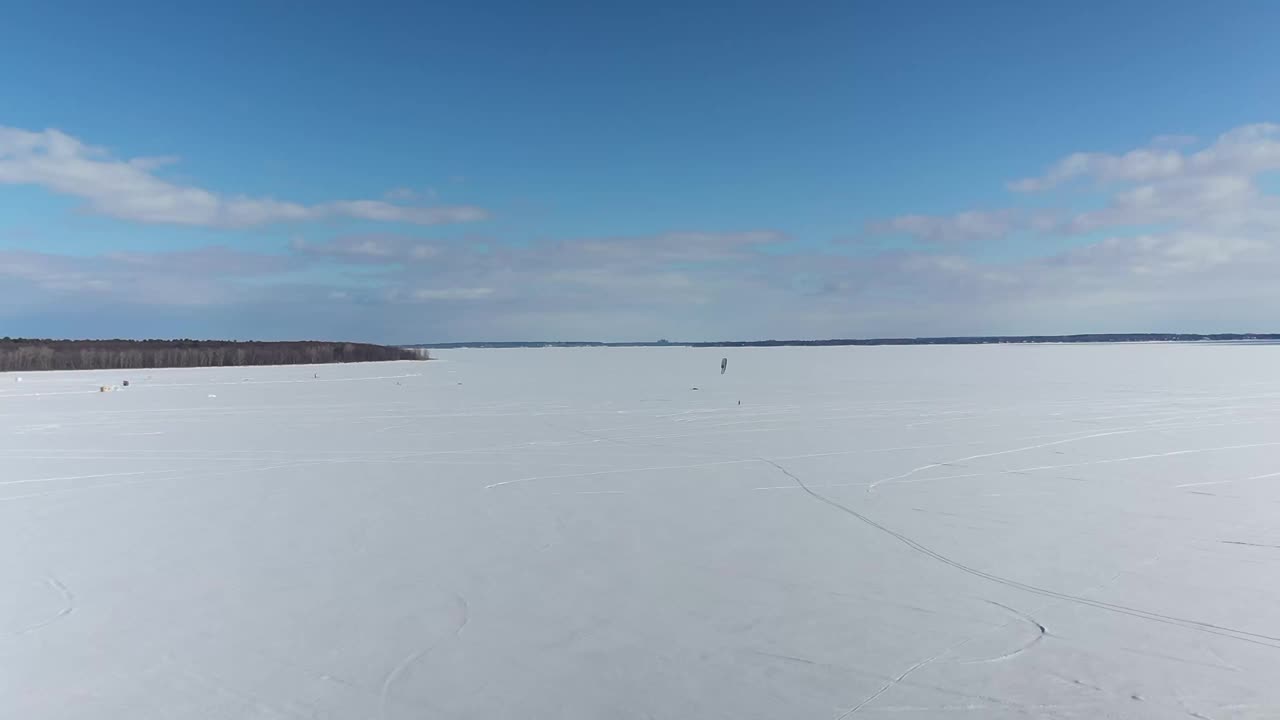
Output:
[
  {"xmin": 865, "ymin": 123, "xmax": 1280, "ymax": 272},
  {"xmin": 1010, "ymin": 123, "xmax": 1280, "ymax": 192},
  {"xmin": 384, "ymin": 186, "xmax": 437, "ymax": 202},
  {"xmin": 0, "ymin": 126, "xmax": 487, "ymax": 228},
  {"xmin": 385, "ymin": 187, "xmax": 417, "ymax": 201},
  {"xmin": 863, "ymin": 210, "xmax": 1021, "ymax": 244},
  {"xmin": 1024, "ymin": 125, "xmax": 1280, "ymax": 243},
  {"xmin": 0, "ymin": 246, "xmax": 304, "ymax": 306},
  {"xmin": 409, "ymin": 287, "xmax": 494, "ymax": 301},
  {"xmin": 292, "ymin": 235, "xmax": 442, "ymax": 262},
  {"xmin": 1008, "ymin": 148, "xmax": 1187, "ymax": 192},
  {"xmin": 8, "ymin": 124, "xmax": 1280, "ymax": 341},
  {"xmin": 860, "ymin": 208, "xmax": 1066, "ymax": 245},
  {"xmin": 565, "ymin": 230, "xmax": 787, "ymax": 263}
]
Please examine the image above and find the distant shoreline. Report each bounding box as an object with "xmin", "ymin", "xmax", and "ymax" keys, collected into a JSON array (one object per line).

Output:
[
  {"xmin": 407, "ymin": 333, "xmax": 1280, "ymax": 349},
  {"xmin": 0, "ymin": 339, "xmax": 425, "ymax": 373}
]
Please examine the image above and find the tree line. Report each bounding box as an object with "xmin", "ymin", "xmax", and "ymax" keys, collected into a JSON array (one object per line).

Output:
[{"xmin": 0, "ymin": 338, "xmax": 423, "ymax": 372}]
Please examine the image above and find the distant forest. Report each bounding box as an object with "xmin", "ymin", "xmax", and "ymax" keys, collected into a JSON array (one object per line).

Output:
[
  {"xmin": 0, "ymin": 339, "xmax": 423, "ymax": 372},
  {"xmin": 409, "ymin": 333, "xmax": 1280, "ymax": 349}
]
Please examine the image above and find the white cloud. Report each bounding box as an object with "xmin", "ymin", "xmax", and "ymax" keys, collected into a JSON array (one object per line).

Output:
[
  {"xmin": 10, "ymin": 219, "xmax": 1280, "ymax": 341},
  {"xmin": 1011, "ymin": 124, "xmax": 1280, "ymax": 192},
  {"xmin": 346, "ymin": 239, "xmax": 398, "ymax": 257},
  {"xmin": 384, "ymin": 186, "xmax": 439, "ymax": 202},
  {"xmin": 0, "ymin": 126, "xmax": 487, "ymax": 228},
  {"xmin": 1056, "ymin": 231, "xmax": 1267, "ymax": 276},
  {"xmin": 1009, "ymin": 148, "xmax": 1186, "ymax": 192},
  {"xmin": 870, "ymin": 123, "xmax": 1280, "ymax": 271},
  {"xmin": 325, "ymin": 200, "xmax": 483, "ymax": 225},
  {"xmin": 293, "ymin": 235, "xmax": 443, "ymax": 263},
  {"xmin": 11, "ymin": 123, "xmax": 1280, "ymax": 341},
  {"xmin": 556, "ymin": 230, "xmax": 787, "ymax": 264},
  {"xmin": 861, "ymin": 209, "xmax": 1069, "ymax": 244},
  {"xmin": 410, "ymin": 287, "xmax": 494, "ymax": 301},
  {"xmin": 1066, "ymin": 174, "xmax": 1278, "ymax": 234},
  {"xmin": 825, "ymin": 122, "xmax": 1280, "ymax": 334},
  {"xmin": 861, "ymin": 125, "xmax": 1280, "ymax": 265},
  {"xmin": 1030, "ymin": 126, "xmax": 1280, "ymax": 239},
  {"xmin": 864, "ymin": 210, "xmax": 1021, "ymax": 244},
  {"xmin": 0, "ymin": 246, "xmax": 304, "ymax": 306}
]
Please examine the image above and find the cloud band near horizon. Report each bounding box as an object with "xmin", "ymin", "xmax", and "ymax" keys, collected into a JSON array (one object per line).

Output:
[{"xmin": 4, "ymin": 123, "xmax": 1280, "ymax": 342}]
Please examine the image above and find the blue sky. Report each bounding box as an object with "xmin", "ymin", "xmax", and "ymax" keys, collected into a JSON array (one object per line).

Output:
[{"xmin": 4, "ymin": 1, "xmax": 1280, "ymax": 341}]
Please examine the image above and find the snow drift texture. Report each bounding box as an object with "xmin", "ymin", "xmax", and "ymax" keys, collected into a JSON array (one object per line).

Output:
[{"xmin": 2, "ymin": 344, "xmax": 1279, "ymax": 718}]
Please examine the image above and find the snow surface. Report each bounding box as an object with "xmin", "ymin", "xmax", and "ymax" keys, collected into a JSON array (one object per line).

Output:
[{"xmin": 3, "ymin": 344, "xmax": 1280, "ymax": 719}]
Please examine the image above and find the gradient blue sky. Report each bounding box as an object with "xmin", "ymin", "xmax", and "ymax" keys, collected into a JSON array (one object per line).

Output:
[{"xmin": 4, "ymin": 1, "xmax": 1280, "ymax": 342}]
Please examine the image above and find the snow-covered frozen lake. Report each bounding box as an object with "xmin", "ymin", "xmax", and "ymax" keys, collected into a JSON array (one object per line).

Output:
[{"xmin": 4, "ymin": 344, "xmax": 1280, "ymax": 719}]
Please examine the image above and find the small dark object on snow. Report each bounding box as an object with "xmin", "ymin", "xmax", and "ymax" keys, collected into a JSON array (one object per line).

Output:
[
  {"xmin": 721, "ymin": 358, "xmax": 727, "ymax": 374},
  {"xmin": 122, "ymin": 380, "xmax": 129, "ymax": 387},
  {"xmin": 691, "ymin": 387, "xmax": 699, "ymax": 391}
]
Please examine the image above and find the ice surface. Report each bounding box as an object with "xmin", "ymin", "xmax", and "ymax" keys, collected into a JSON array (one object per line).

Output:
[{"xmin": 3, "ymin": 344, "xmax": 1280, "ymax": 718}]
